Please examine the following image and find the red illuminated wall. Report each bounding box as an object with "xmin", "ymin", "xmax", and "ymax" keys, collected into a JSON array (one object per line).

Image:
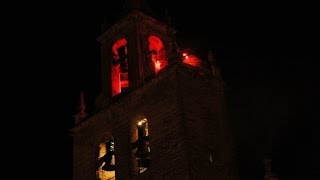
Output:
[
  {"xmin": 182, "ymin": 51, "xmax": 202, "ymax": 68},
  {"xmin": 111, "ymin": 38, "xmax": 128, "ymax": 96},
  {"xmin": 148, "ymin": 36, "xmax": 167, "ymax": 74}
]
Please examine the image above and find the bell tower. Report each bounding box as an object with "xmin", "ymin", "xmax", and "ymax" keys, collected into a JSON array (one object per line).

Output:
[
  {"xmin": 71, "ymin": 1, "xmax": 238, "ymax": 180},
  {"xmin": 95, "ymin": 0, "xmax": 177, "ymax": 108}
]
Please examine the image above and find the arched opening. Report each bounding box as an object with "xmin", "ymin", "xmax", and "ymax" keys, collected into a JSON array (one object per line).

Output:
[
  {"xmin": 111, "ymin": 38, "xmax": 128, "ymax": 96},
  {"xmin": 148, "ymin": 36, "xmax": 167, "ymax": 74},
  {"xmin": 131, "ymin": 117, "xmax": 151, "ymax": 175},
  {"xmin": 96, "ymin": 139, "xmax": 116, "ymax": 180}
]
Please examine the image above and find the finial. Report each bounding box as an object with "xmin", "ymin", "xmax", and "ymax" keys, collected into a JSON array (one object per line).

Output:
[
  {"xmin": 208, "ymin": 50, "xmax": 216, "ymax": 65},
  {"xmin": 123, "ymin": 0, "xmax": 152, "ymax": 14},
  {"xmin": 164, "ymin": 8, "xmax": 171, "ymax": 24},
  {"xmin": 74, "ymin": 91, "xmax": 88, "ymax": 125},
  {"xmin": 79, "ymin": 91, "xmax": 87, "ymax": 119},
  {"xmin": 208, "ymin": 50, "xmax": 219, "ymax": 76},
  {"xmin": 262, "ymin": 157, "xmax": 279, "ymax": 180}
]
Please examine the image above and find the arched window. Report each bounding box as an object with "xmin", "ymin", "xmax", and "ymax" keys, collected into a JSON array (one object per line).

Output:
[
  {"xmin": 111, "ymin": 38, "xmax": 128, "ymax": 96},
  {"xmin": 96, "ymin": 139, "xmax": 116, "ymax": 180},
  {"xmin": 148, "ymin": 36, "xmax": 167, "ymax": 74},
  {"xmin": 131, "ymin": 118, "xmax": 151, "ymax": 175}
]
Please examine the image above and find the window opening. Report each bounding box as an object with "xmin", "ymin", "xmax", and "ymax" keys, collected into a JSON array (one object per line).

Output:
[
  {"xmin": 96, "ymin": 139, "xmax": 115, "ymax": 180},
  {"xmin": 131, "ymin": 118, "xmax": 150, "ymax": 174},
  {"xmin": 111, "ymin": 38, "xmax": 128, "ymax": 96}
]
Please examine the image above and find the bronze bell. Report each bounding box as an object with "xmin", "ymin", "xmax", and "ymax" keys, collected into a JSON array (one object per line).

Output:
[
  {"xmin": 135, "ymin": 140, "xmax": 150, "ymax": 159},
  {"xmin": 102, "ymin": 163, "xmax": 115, "ymax": 171},
  {"xmin": 97, "ymin": 140, "xmax": 115, "ymax": 171},
  {"xmin": 134, "ymin": 125, "xmax": 150, "ymax": 159},
  {"xmin": 97, "ymin": 152, "xmax": 115, "ymax": 171}
]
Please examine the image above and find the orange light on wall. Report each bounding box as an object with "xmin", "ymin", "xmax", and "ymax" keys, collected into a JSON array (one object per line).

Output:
[{"xmin": 155, "ymin": 60, "xmax": 161, "ymax": 74}]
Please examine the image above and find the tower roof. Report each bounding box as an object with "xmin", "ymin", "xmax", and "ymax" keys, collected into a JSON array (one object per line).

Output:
[
  {"xmin": 122, "ymin": 0, "xmax": 153, "ymax": 15},
  {"xmin": 101, "ymin": 0, "xmax": 154, "ymax": 33}
]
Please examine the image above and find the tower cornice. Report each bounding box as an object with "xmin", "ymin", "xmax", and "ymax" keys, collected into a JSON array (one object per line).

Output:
[{"xmin": 97, "ymin": 11, "xmax": 176, "ymax": 43}]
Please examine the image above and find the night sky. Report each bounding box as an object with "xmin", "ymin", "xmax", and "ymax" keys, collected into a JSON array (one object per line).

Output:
[{"xmin": 9, "ymin": 0, "xmax": 317, "ymax": 179}]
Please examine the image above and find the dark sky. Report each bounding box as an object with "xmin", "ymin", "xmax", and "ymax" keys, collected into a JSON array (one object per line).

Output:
[{"xmin": 9, "ymin": 0, "xmax": 317, "ymax": 179}]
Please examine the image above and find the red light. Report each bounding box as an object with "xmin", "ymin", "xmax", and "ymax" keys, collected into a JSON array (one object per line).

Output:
[
  {"xmin": 185, "ymin": 56, "xmax": 189, "ymax": 59},
  {"xmin": 183, "ymin": 53, "xmax": 187, "ymax": 56},
  {"xmin": 155, "ymin": 60, "xmax": 161, "ymax": 73},
  {"xmin": 149, "ymin": 36, "xmax": 167, "ymax": 74}
]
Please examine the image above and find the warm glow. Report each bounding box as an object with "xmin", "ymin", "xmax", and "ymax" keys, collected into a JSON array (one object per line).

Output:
[
  {"xmin": 148, "ymin": 36, "xmax": 167, "ymax": 74},
  {"xmin": 155, "ymin": 60, "xmax": 161, "ymax": 73},
  {"xmin": 131, "ymin": 118, "xmax": 150, "ymax": 175},
  {"xmin": 138, "ymin": 118, "xmax": 148, "ymax": 137},
  {"xmin": 137, "ymin": 118, "xmax": 147, "ymax": 127},
  {"xmin": 97, "ymin": 142, "xmax": 115, "ymax": 180},
  {"xmin": 112, "ymin": 38, "xmax": 127, "ymax": 60},
  {"xmin": 111, "ymin": 38, "xmax": 128, "ymax": 96},
  {"xmin": 182, "ymin": 51, "xmax": 202, "ymax": 68}
]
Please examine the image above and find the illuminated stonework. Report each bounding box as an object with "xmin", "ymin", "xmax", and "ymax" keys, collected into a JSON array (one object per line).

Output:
[
  {"xmin": 73, "ymin": 6, "xmax": 237, "ymax": 180},
  {"xmin": 96, "ymin": 140, "xmax": 115, "ymax": 180}
]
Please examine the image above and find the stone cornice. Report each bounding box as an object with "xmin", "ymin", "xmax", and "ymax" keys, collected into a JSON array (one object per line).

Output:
[{"xmin": 97, "ymin": 10, "xmax": 176, "ymax": 43}]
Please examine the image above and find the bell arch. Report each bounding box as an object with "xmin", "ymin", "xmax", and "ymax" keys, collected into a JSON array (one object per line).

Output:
[
  {"xmin": 111, "ymin": 38, "xmax": 128, "ymax": 96},
  {"xmin": 130, "ymin": 115, "xmax": 151, "ymax": 175},
  {"xmin": 95, "ymin": 131, "xmax": 116, "ymax": 180},
  {"xmin": 148, "ymin": 35, "xmax": 167, "ymax": 74}
]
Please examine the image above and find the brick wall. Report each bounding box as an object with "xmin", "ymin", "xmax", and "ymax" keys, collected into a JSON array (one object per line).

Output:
[
  {"xmin": 72, "ymin": 62, "xmax": 237, "ymax": 179},
  {"xmin": 73, "ymin": 65, "xmax": 190, "ymax": 179},
  {"xmin": 177, "ymin": 64, "xmax": 238, "ymax": 180}
]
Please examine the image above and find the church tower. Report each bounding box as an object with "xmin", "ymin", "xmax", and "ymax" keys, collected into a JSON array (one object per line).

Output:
[{"xmin": 71, "ymin": 1, "xmax": 238, "ymax": 179}]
